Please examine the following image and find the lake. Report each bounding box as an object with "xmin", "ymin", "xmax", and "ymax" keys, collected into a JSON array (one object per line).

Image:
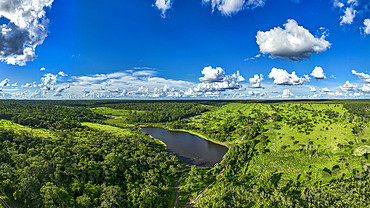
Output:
[{"xmin": 139, "ymin": 127, "xmax": 228, "ymax": 167}]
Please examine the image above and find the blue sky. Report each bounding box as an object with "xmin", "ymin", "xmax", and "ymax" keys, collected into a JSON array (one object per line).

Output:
[{"xmin": 0, "ymin": 0, "xmax": 370, "ymax": 99}]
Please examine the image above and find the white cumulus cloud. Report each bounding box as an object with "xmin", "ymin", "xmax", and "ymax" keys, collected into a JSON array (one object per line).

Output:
[
  {"xmin": 53, "ymin": 84, "xmax": 70, "ymax": 96},
  {"xmin": 339, "ymin": 81, "xmax": 358, "ymax": 91},
  {"xmin": 340, "ymin": 7, "xmax": 356, "ymax": 25},
  {"xmin": 0, "ymin": 78, "xmax": 9, "ymax": 87},
  {"xmin": 347, "ymin": 0, "xmax": 358, "ymax": 6},
  {"xmin": 309, "ymin": 86, "xmax": 317, "ymax": 92},
  {"xmin": 154, "ymin": 0, "xmax": 172, "ymax": 18},
  {"xmin": 58, "ymin": 71, "xmax": 68, "ymax": 77},
  {"xmin": 268, "ymin": 67, "xmax": 310, "ymax": 85},
  {"xmin": 41, "ymin": 73, "xmax": 58, "ymax": 86},
  {"xmin": 256, "ymin": 19, "xmax": 331, "ymax": 61},
  {"xmin": 248, "ymin": 90, "xmax": 266, "ymax": 97},
  {"xmin": 282, "ymin": 89, "xmax": 293, "ymax": 97},
  {"xmin": 199, "ymin": 66, "xmax": 225, "ymax": 82},
  {"xmin": 30, "ymin": 90, "xmax": 42, "ymax": 98},
  {"xmin": 196, "ymin": 81, "xmax": 240, "ymax": 91},
  {"xmin": 22, "ymin": 83, "xmax": 32, "ymax": 88},
  {"xmin": 0, "ymin": 0, "xmax": 54, "ymax": 66},
  {"xmin": 202, "ymin": 0, "xmax": 266, "ymax": 16},
  {"xmin": 321, "ymin": 87, "xmax": 331, "ymax": 92},
  {"xmin": 185, "ymin": 67, "xmax": 246, "ymax": 97},
  {"xmin": 363, "ymin": 19, "xmax": 370, "ymax": 35},
  {"xmin": 311, "ymin": 66, "xmax": 326, "ymax": 79},
  {"xmin": 248, "ymin": 74, "xmax": 264, "ymax": 88},
  {"xmin": 236, "ymin": 71, "xmax": 246, "ymax": 82},
  {"xmin": 334, "ymin": 0, "xmax": 345, "ymax": 8},
  {"xmin": 361, "ymin": 84, "xmax": 370, "ymax": 92},
  {"xmin": 42, "ymin": 85, "xmax": 55, "ymax": 91},
  {"xmin": 352, "ymin": 70, "xmax": 370, "ymax": 83}
]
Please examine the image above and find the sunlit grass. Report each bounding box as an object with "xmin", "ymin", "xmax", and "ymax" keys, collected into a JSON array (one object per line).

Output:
[
  {"xmin": 0, "ymin": 119, "xmax": 52, "ymax": 138},
  {"xmin": 90, "ymin": 107, "xmax": 145, "ymax": 116}
]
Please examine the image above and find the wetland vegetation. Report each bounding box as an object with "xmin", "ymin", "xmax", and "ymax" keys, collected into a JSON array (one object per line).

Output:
[{"xmin": 1, "ymin": 99, "xmax": 370, "ymax": 207}]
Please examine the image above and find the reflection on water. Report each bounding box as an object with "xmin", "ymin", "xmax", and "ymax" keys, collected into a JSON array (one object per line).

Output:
[{"xmin": 139, "ymin": 127, "xmax": 228, "ymax": 167}]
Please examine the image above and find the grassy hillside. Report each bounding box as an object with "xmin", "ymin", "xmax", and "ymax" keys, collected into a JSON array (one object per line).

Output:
[
  {"xmin": 176, "ymin": 102, "xmax": 370, "ymax": 207},
  {"xmin": 0, "ymin": 119, "xmax": 52, "ymax": 138}
]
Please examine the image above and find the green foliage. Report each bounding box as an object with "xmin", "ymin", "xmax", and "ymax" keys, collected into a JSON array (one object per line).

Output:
[
  {"xmin": 0, "ymin": 124, "xmax": 183, "ymax": 207},
  {"xmin": 0, "ymin": 100, "xmax": 103, "ymax": 130}
]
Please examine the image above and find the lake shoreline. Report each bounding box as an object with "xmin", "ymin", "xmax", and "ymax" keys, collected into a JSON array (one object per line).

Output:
[
  {"xmin": 138, "ymin": 124, "xmax": 230, "ymax": 148},
  {"xmin": 139, "ymin": 126, "xmax": 228, "ymax": 167}
]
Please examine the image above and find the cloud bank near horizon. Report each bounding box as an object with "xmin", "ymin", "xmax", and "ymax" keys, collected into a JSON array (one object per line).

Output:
[{"xmin": 1, "ymin": 66, "xmax": 370, "ymax": 100}]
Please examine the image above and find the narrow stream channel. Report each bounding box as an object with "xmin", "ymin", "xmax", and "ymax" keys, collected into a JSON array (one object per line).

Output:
[{"xmin": 139, "ymin": 127, "xmax": 228, "ymax": 167}]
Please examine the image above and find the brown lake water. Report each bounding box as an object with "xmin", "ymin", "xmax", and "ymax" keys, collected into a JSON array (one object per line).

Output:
[{"xmin": 139, "ymin": 127, "xmax": 228, "ymax": 167}]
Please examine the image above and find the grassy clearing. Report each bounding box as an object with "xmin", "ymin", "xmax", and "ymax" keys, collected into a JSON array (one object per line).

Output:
[
  {"xmin": 186, "ymin": 103, "xmax": 264, "ymax": 143},
  {"xmin": 247, "ymin": 149, "xmax": 366, "ymax": 187},
  {"xmin": 81, "ymin": 122, "xmax": 134, "ymax": 136},
  {"xmin": 102, "ymin": 117, "xmax": 138, "ymax": 127},
  {"xmin": 0, "ymin": 119, "xmax": 52, "ymax": 138},
  {"xmin": 81, "ymin": 122, "xmax": 167, "ymax": 148},
  {"xmin": 246, "ymin": 103, "xmax": 370, "ymax": 187},
  {"xmin": 90, "ymin": 107, "xmax": 145, "ymax": 117},
  {"xmin": 266, "ymin": 103, "xmax": 356, "ymax": 152}
]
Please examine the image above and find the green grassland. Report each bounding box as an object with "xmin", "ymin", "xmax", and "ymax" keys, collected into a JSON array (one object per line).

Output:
[
  {"xmin": 170, "ymin": 102, "xmax": 370, "ymax": 206},
  {"xmin": 169, "ymin": 103, "xmax": 271, "ymax": 145},
  {"xmin": 252, "ymin": 103, "xmax": 367, "ymax": 186},
  {"xmin": 268, "ymin": 103, "xmax": 354, "ymax": 151},
  {"xmin": 0, "ymin": 119, "xmax": 52, "ymax": 138},
  {"xmin": 90, "ymin": 107, "xmax": 155, "ymax": 128},
  {"xmin": 81, "ymin": 122, "xmax": 135, "ymax": 136},
  {"xmin": 90, "ymin": 107, "xmax": 145, "ymax": 117}
]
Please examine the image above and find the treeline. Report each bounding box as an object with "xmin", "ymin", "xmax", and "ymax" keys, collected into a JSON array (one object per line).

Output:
[
  {"xmin": 107, "ymin": 102, "xmax": 210, "ymax": 123},
  {"xmin": 342, "ymin": 101, "xmax": 370, "ymax": 121},
  {"xmin": 0, "ymin": 127, "xmax": 183, "ymax": 207},
  {"xmin": 0, "ymin": 101, "xmax": 103, "ymax": 129},
  {"xmin": 168, "ymin": 109, "xmax": 269, "ymax": 142}
]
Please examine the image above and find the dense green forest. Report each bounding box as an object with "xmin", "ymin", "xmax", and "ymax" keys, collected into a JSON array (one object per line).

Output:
[
  {"xmin": 0, "ymin": 123, "xmax": 183, "ymax": 207},
  {"xmin": 1, "ymin": 100, "xmax": 370, "ymax": 207},
  {"xmin": 0, "ymin": 101, "xmax": 103, "ymax": 129}
]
